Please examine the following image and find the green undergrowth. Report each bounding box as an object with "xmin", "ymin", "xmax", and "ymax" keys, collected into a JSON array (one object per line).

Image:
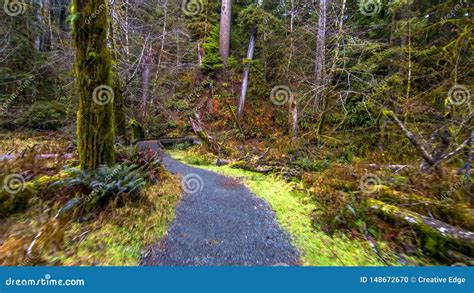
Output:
[
  {"xmin": 53, "ymin": 176, "xmax": 181, "ymax": 266},
  {"xmin": 0, "ymin": 173, "xmax": 181, "ymax": 266},
  {"xmin": 168, "ymin": 149, "xmax": 403, "ymax": 266}
]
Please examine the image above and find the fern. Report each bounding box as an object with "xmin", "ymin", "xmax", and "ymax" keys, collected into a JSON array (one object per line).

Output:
[{"xmin": 57, "ymin": 162, "xmax": 148, "ymax": 215}]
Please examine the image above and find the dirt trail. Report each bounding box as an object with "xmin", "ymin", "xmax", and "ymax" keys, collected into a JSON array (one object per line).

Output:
[{"xmin": 138, "ymin": 141, "xmax": 300, "ymax": 266}]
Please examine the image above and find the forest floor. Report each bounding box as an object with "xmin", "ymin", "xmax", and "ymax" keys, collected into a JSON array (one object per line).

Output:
[
  {"xmin": 0, "ymin": 132, "xmax": 183, "ymax": 266},
  {"xmin": 1, "ymin": 132, "xmax": 468, "ymax": 266}
]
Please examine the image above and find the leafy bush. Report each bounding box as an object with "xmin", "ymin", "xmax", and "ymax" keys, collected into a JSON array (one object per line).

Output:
[{"xmin": 15, "ymin": 100, "xmax": 66, "ymax": 130}]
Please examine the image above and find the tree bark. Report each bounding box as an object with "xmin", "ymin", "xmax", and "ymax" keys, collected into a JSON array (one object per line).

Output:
[
  {"xmin": 237, "ymin": 0, "xmax": 263, "ymax": 120},
  {"xmin": 314, "ymin": 0, "xmax": 328, "ymax": 107},
  {"xmin": 289, "ymin": 90, "xmax": 298, "ymax": 140},
  {"xmin": 237, "ymin": 28, "xmax": 257, "ymax": 120},
  {"xmin": 141, "ymin": 45, "xmax": 152, "ymax": 122},
  {"xmin": 219, "ymin": 0, "xmax": 232, "ymax": 64},
  {"xmin": 314, "ymin": 0, "xmax": 329, "ymax": 135},
  {"xmin": 73, "ymin": 0, "xmax": 115, "ymax": 170}
]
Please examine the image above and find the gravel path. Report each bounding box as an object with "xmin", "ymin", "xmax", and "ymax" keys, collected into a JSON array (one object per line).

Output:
[{"xmin": 139, "ymin": 142, "xmax": 300, "ymax": 266}]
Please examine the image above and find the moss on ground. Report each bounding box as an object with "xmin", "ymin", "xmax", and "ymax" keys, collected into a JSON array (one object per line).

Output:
[
  {"xmin": 0, "ymin": 173, "xmax": 181, "ymax": 266},
  {"xmin": 168, "ymin": 149, "xmax": 402, "ymax": 266},
  {"xmin": 53, "ymin": 175, "xmax": 181, "ymax": 265}
]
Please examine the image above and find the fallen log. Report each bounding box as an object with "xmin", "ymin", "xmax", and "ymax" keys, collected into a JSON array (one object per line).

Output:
[
  {"xmin": 376, "ymin": 187, "xmax": 474, "ymax": 231},
  {"xmin": 230, "ymin": 161, "xmax": 274, "ymax": 174},
  {"xmin": 368, "ymin": 198, "xmax": 474, "ymax": 254},
  {"xmin": 216, "ymin": 158, "xmax": 231, "ymax": 166},
  {"xmin": 0, "ymin": 153, "xmax": 73, "ymax": 161},
  {"xmin": 368, "ymin": 164, "xmax": 409, "ymax": 173}
]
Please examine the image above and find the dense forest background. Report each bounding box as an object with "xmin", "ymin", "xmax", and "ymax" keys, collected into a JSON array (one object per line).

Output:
[{"xmin": 0, "ymin": 0, "xmax": 473, "ymax": 266}]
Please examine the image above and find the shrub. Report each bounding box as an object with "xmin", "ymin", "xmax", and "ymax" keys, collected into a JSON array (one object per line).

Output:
[{"xmin": 15, "ymin": 100, "xmax": 66, "ymax": 130}]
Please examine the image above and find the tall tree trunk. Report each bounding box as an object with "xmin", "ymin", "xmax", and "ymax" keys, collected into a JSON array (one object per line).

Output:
[
  {"xmin": 157, "ymin": 1, "xmax": 168, "ymax": 69},
  {"xmin": 237, "ymin": 0, "xmax": 263, "ymax": 120},
  {"xmin": 72, "ymin": 0, "xmax": 115, "ymax": 170},
  {"xmin": 314, "ymin": 0, "xmax": 329, "ymax": 134},
  {"xmin": 289, "ymin": 91, "xmax": 298, "ymax": 140},
  {"xmin": 141, "ymin": 45, "xmax": 152, "ymax": 122},
  {"xmin": 285, "ymin": 0, "xmax": 295, "ymax": 77},
  {"xmin": 314, "ymin": 0, "xmax": 328, "ymax": 104},
  {"xmin": 287, "ymin": 0, "xmax": 297, "ymax": 140},
  {"xmin": 237, "ymin": 28, "xmax": 257, "ymax": 120},
  {"xmin": 219, "ymin": 0, "xmax": 232, "ymax": 65}
]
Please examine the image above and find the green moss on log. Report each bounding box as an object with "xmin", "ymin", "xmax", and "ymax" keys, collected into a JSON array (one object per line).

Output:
[
  {"xmin": 72, "ymin": 0, "xmax": 115, "ymax": 170},
  {"xmin": 368, "ymin": 198, "xmax": 474, "ymax": 255},
  {"xmin": 376, "ymin": 187, "xmax": 474, "ymax": 231}
]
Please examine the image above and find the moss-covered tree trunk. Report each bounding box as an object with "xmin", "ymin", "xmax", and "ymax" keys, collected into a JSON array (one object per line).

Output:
[{"xmin": 72, "ymin": 0, "xmax": 115, "ymax": 170}]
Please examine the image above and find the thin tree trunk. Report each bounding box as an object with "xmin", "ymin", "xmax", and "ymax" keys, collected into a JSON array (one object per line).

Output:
[
  {"xmin": 314, "ymin": 0, "xmax": 329, "ymax": 134},
  {"xmin": 219, "ymin": 0, "xmax": 232, "ymax": 65},
  {"xmin": 124, "ymin": 0, "xmax": 130, "ymax": 58},
  {"xmin": 141, "ymin": 45, "xmax": 152, "ymax": 122},
  {"xmin": 289, "ymin": 91, "xmax": 298, "ymax": 140},
  {"xmin": 287, "ymin": 0, "xmax": 297, "ymax": 140},
  {"xmin": 237, "ymin": 0, "xmax": 263, "ymax": 120},
  {"xmin": 157, "ymin": 1, "xmax": 167, "ymax": 69},
  {"xmin": 314, "ymin": 0, "xmax": 328, "ymax": 104},
  {"xmin": 237, "ymin": 28, "xmax": 257, "ymax": 120},
  {"xmin": 285, "ymin": 0, "xmax": 295, "ymax": 78}
]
